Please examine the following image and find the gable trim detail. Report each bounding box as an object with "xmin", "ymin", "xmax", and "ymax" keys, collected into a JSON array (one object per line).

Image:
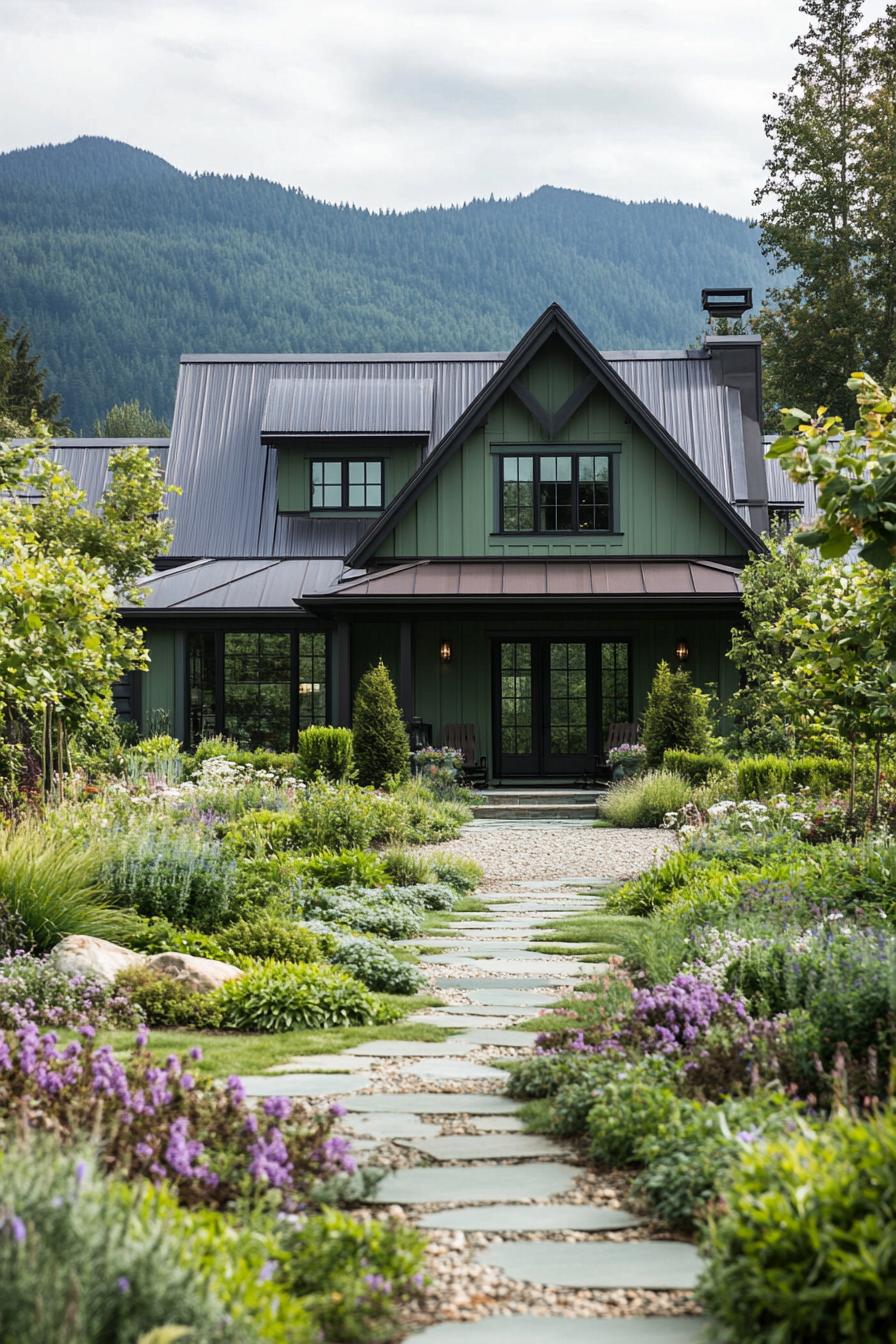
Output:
[{"xmin": 345, "ymin": 304, "xmax": 762, "ymax": 567}]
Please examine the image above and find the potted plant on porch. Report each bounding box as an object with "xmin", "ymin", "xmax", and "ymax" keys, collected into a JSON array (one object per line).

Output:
[{"xmin": 608, "ymin": 742, "xmax": 647, "ymax": 782}]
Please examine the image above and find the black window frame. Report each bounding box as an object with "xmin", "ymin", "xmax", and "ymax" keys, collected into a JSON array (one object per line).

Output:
[
  {"xmin": 309, "ymin": 457, "xmax": 385, "ymax": 512},
  {"xmin": 497, "ymin": 450, "xmax": 615, "ymax": 535},
  {"xmin": 186, "ymin": 626, "xmax": 330, "ymax": 752}
]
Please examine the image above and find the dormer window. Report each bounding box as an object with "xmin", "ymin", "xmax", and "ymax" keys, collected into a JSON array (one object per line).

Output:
[{"xmin": 311, "ymin": 458, "xmax": 383, "ymax": 511}]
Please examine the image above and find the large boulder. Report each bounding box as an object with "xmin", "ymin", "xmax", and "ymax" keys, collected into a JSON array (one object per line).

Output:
[
  {"xmin": 50, "ymin": 935, "xmax": 145, "ymax": 986},
  {"xmin": 147, "ymin": 951, "xmax": 243, "ymax": 994}
]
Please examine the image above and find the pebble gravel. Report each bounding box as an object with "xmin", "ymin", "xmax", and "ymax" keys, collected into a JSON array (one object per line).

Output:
[{"xmin": 417, "ymin": 826, "xmax": 674, "ymax": 886}]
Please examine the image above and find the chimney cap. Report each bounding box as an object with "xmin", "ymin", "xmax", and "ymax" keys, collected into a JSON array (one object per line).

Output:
[{"xmin": 701, "ymin": 287, "xmax": 752, "ymax": 319}]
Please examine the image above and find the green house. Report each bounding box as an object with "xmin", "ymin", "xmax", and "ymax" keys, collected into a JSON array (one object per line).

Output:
[{"xmin": 56, "ymin": 302, "xmax": 807, "ymax": 780}]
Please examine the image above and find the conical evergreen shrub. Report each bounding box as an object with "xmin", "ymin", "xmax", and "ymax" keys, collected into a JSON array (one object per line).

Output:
[
  {"xmin": 641, "ymin": 660, "xmax": 711, "ymax": 766},
  {"xmin": 352, "ymin": 661, "xmax": 410, "ymax": 786}
]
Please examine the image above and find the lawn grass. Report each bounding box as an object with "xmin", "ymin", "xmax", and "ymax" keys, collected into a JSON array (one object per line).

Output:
[{"xmin": 65, "ymin": 994, "xmax": 451, "ymax": 1078}]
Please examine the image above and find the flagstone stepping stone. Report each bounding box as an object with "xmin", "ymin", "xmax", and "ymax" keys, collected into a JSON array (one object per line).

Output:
[
  {"xmin": 405, "ymin": 1317, "xmax": 706, "ymax": 1342},
  {"xmin": 407, "ymin": 1013, "xmax": 510, "ymax": 1028},
  {"xmin": 406, "ymin": 1057, "xmax": 507, "ymax": 1081},
  {"xmin": 368, "ymin": 1161, "xmax": 579, "ymax": 1204},
  {"xmin": 463, "ymin": 1116, "xmax": 526, "ymax": 1132},
  {"xmin": 346, "ymin": 1091, "xmax": 519, "ymax": 1115},
  {"xmin": 419, "ymin": 1203, "xmax": 643, "ymax": 1231},
  {"xmin": 463, "ymin": 989, "xmax": 560, "ymax": 1005},
  {"xmin": 345, "ymin": 1039, "xmax": 475, "ymax": 1057},
  {"xmin": 460, "ymin": 1029, "xmax": 540, "ymax": 1047},
  {"xmin": 265, "ymin": 1054, "xmax": 370, "ymax": 1073},
  {"xmin": 476, "ymin": 1240, "xmax": 702, "ymax": 1290},
  {"xmin": 436, "ymin": 978, "xmax": 571, "ymax": 991},
  {"xmin": 239, "ymin": 1073, "xmax": 370, "ymax": 1097},
  {"xmin": 342, "ymin": 1112, "xmax": 438, "ymax": 1140},
  {"xmin": 397, "ymin": 1133, "xmax": 564, "ymax": 1161}
]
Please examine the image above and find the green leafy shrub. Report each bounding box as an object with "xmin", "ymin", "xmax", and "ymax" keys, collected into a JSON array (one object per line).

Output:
[
  {"xmin": 0, "ymin": 825, "xmax": 139, "ymax": 952},
  {"xmin": 218, "ymin": 914, "xmax": 330, "ymax": 965},
  {"xmin": 352, "ymin": 661, "xmax": 410, "ymax": 787},
  {"xmin": 327, "ymin": 934, "xmax": 425, "ymax": 994},
  {"xmin": 699, "ymin": 1108, "xmax": 896, "ymax": 1342},
  {"xmin": 187, "ymin": 735, "xmax": 301, "ymax": 777},
  {"xmin": 585, "ymin": 1056, "xmax": 681, "ymax": 1166},
  {"xmin": 641, "ymin": 660, "xmax": 712, "ymax": 766},
  {"xmin": 115, "ymin": 964, "xmax": 225, "ymax": 1028},
  {"xmin": 737, "ymin": 754, "xmax": 851, "ymax": 800},
  {"xmin": 599, "ymin": 769, "xmax": 693, "ymax": 827},
  {"xmin": 634, "ymin": 1091, "xmax": 799, "ymax": 1230},
  {"xmin": 101, "ymin": 825, "xmax": 236, "ymax": 930},
  {"xmin": 0, "ymin": 1147, "xmax": 242, "ymax": 1344},
  {"xmin": 232, "ymin": 853, "xmax": 307, "ymax": 917},
  {"xmin": 663, "ymin": 749, "xmax": 731, "ymax": 785},
  {"xmin": 123, "ymin": 917, "xmax": 228, "ymax": 959},
  {"xmin": 216, "ymin": 960, "xmax": 376, "ymax": 1030},
  {"xmin": 428, "ymin": 852, "xmax": 483, "ymax": 894},
  {"xmin": 298, "ymin": 847, "xmax": 389, "ymax": 888},
  {"xmin": 382, "ymin": 848, "xmax": 433, "ymax": 887},
  {"xmin": 369, "ymin": 782, "xmax": 470, "ymax": 845},
  {"xmin": 505, "ymin": 1051, "xmax": 597, "ymax": 1100},
  {"xmin": 296, "ymin": 725, "xmax": 355, "ymax": 782},
  {"xmin": 281, "ymin": 1204, "xmax": 425, "ymax": 1344},
  {"xmin": 605, "ymin": 848, "xmax": 704, "ymax": 915},
  {"xmin": 223, "ymin": 784, "xmax": 378, "ymax": 857},
  {"xmin": 303, "ymin": 887, "xmax": 424, "ymax": 939}
]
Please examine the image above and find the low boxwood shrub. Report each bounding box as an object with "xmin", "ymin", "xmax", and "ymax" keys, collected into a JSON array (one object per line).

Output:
[
  {"xmin": 699, "ymin": 1108, "xmax": 896, "ymax": 1342},
  {"xmin": 736, "ymin": 754, "xmax": 851, "ymax": 801},
  {"xmin": 600, "ymin": 770, "xmax": 693, "ymax": 828},
  {"xmin": 216, "ymin": 960, "xmax": 377, "ymax": 1030},
  {"xmin": 218, "ymin": 914, "xmax": 331, "ymax": 965},
  {"xmin": 663, "ymin": 749, "xmax": 731, "ymax": 785},
  {"xmin": 327, "ymin": 934, "xmax": 425, "ymax": 995},
  {"xmin": 296, "ymin": 725, "xmax": 355, "ymax": 782}
]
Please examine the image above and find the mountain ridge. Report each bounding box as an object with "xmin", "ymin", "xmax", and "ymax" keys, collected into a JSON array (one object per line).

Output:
[{"xmin": 0, "ymin": 136, "xmax": 771, "ymax": 429}]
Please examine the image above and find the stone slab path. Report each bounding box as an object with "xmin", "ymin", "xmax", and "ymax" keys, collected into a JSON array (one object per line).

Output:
[{"xmin": 238, "ymin": 826, "xmax": 703, "ymax": 1337}]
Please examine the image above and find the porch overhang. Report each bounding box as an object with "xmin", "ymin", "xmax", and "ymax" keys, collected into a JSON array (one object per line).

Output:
[{"xmin": 298, "ymin": 558, "xmax": 743, "ymax": 608}]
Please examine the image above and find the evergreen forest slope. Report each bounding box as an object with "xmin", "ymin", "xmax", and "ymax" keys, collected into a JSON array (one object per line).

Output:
[{"xmin": 0, "ymin": 136, "xmax": 771, "ymax": 429}]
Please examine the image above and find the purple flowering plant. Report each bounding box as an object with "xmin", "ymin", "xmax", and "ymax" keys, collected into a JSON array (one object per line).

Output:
[
  {"xmin": 0, "ymin": 953, "xmax": 137, "ymax": 1031},
  {"xmin": 0, "ymin": 1020, "xmax": 355, "ymax": 1211}
]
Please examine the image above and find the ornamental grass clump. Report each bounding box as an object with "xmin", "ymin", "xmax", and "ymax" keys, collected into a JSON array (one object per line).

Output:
[
  {"xmin": 0, "ymin": 1022, "xmax": 356, "ymax": 1211},
  {"xmin": 599, "ymin": 769, "xmax": 693, "ymax": 828}
]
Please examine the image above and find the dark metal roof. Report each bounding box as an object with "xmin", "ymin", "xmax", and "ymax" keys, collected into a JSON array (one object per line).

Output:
[
  {"xmin": 10, "ymin": 439, "xmax": 168, "ymax": 508},
  {"xmin": 124, "ymin": 557, "xmax": 344, "ymax": 613},
  {"xmin": 261, "ymin": 377, "xmax": 433, "ymax": 437},
  {"xmin": 301, "ymin": 558, "xmax": 742, "ymax": 602}
]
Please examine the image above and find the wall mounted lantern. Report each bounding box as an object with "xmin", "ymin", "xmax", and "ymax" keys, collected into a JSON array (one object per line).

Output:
[
  {"xmin": 439, "ymin": 640, "xmax": 453, "ymax": 664},
  {"xmin": 675, "ymin": 640, "xmax": 689, "ymax": 662}
]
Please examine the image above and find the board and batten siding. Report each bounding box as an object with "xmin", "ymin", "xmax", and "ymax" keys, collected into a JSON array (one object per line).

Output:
[{"xmin": 376, "ymin": 339, "xmax": 743, "ymax": 561}]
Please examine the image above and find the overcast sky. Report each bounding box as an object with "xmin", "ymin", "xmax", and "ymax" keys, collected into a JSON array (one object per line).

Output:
[{"xmin": 0, "ymin": 0, "xmax": 888, "ymax": 216}]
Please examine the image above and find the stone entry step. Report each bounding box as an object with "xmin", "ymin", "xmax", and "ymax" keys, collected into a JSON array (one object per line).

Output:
[
  {"xmin": 406, "ymin": 1317, "xmax": 708, "ymax": 1342},
  {"xmin": 471, "ymin": 789, "xmax": 601, "ymax": 822}
]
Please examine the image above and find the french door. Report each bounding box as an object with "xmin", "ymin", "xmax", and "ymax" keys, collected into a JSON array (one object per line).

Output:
[{"xmin": 494, "ymin": 638, "xmax": 630, "ymax": 777}]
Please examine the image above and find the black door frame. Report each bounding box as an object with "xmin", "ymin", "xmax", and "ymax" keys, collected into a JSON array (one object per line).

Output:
[{"xmin": 492, "ymin": 636, "xmax": 632, "ymax": 778}]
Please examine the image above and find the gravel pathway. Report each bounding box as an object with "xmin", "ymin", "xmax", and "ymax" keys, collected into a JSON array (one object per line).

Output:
[
  {"xmin": 417, "ymin": 825, "xmax": 673, "ymax": 886},
  {"xmin": 239, "ymin": 823, "xmax": 698, "ymax": 1340}
]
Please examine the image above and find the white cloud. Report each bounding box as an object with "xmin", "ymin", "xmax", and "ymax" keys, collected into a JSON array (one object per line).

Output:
[{"xmin": 0, "ymin": 0, "xmax": 888, "ymax": 214}]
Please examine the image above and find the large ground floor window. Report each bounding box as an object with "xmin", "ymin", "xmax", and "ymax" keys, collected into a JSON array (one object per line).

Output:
[{"xmin": 187, "ymin": 629, "xmax": 328, "ymax": 751}]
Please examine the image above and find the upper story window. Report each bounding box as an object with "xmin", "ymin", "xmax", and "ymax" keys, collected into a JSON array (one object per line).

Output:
[
  {"xmin": 311, "ymin": 458, "xmax": 383, "ymax": 511},
  {"xmin": 500, "ymin": 452, "xmax": 612, "ymax": 534}
]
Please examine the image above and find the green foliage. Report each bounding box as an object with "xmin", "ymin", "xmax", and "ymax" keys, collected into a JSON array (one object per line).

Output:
[
  {"xmin": 127, "ymin": 734, "xmax": 181, "ymax": 761},
  {"xmin": 382, "ymin": 848, "xmax": 432, "ymax": 887},
  {"xmin": 728, "ymin": 527, "xmax": 823, "ymax": 753},
  {"xmin": 327, "ymin": 936, "xmax": 425, "ymax": 995},
  {"xmin": 754, "ymin": 2, "xmax": 896, "ymax": 424},
  {"xmin": 302, "ymin": 887, "xmax": 424, "ymax": 940},
  {"xmin": 352, "ymin": 662, "xmax": 410, "ymax": 787},
  {"xmin": 736, "ymin": 754, "xmax": 851, "ymax": 800},
  {"xmin": 605, "ymin": 849, "xmax": 706, "ymax": 916},
  {"xmin": 218, "ymin": 914, "xmax": 328, "ymax": 965},
  {"xmin": 115, "ymin": 964, "xmax": 225, "ymax": 1029},
  {"xmin": 93, "ymin": 398, "xmax": 169, "ymax": 437},
  {"xmin": 101, "ymin": 825, "xmax": 236, "ymax": 930},
  {"xmin": 368, "ymin": 780, "xmax": 471, "ymax": 845},
  {"xmin": 662, "ymin": 749, "xmax": 731, "ymax": 785},
  {"xmin": 281, "ymin": 1204, "xmax": 426, "ymax": 1344},
  {"xmin": 0, "ymin": 1147, "xmax": 239, "ymax": 1344},
  {"xmin": 0, "ymin": 314, "xmax": 67, "ymax": 431},
  {"xmin": 599, "ymin": 769, "xmax": 693, "ymax": 828},
  {"xmin": 0, "ymin": 137, "xmax": 770, "ymax": 431},
  {"xmin": 121, "ymin": 918, "xmax": 227, "ymax": 960},
  {"xmin": 232, "ymin": 854, "xmax": 306, "ymax": 917},
  {"xmin": 296, "ymin": 726, "xmax": 355, "ymax": 783},
  {"xmin": 584, "ymin": 1056, "xmax": 682, "ymax": 1167},
  {"xmin": 298, "ymin": 847, "xmax": 389, "ymax": 889},
  {"xmin": 216, "ymin": 960, "xmax": 376, "ymax": 1031},
  {"xmin": 427, "ymin": 852, "xmax": 483, "ymax": 894},
  {"xmin": 641, "ymin": 661, "xmax": 711, "ymax": 766},
  {"xmin": 0, "ymin": 825, "xmax": 139, "ymax": 952},
  {"xmin": 699, "ymin": 1107, "xmax": 896, "ymax": 1342},
  {"xmin": 186, "ymin": 736, "xmax": 301, "ymax": 777}
]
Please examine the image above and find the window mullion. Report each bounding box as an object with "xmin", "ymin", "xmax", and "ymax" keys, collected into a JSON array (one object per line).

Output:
[{"xmin": 533, "ymin": 456, "xmax": 540, "ymax": 535}]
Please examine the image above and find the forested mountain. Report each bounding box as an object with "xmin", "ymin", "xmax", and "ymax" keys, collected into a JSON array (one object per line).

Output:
[{"xmin": 0, "ymin": 136, "xmax": 771, "ymax": 430}]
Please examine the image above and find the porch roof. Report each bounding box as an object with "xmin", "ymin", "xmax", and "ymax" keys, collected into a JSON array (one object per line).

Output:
[
  {"xmin": 123, "ymin": 557, "xmax": 344, "ymax": 613},
  {"xmin": 300, "ymin": 558, "xmax": 743, "ymax": 603}
]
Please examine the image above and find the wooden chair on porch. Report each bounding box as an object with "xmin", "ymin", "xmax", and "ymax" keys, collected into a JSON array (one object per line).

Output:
[
  {"xmin": 574, "ymin": 722, "xmax": 641, "ymax": 788},
  {"xmin": 442, "ymin": 723, "xmax": 488, "ymax": 788}
]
